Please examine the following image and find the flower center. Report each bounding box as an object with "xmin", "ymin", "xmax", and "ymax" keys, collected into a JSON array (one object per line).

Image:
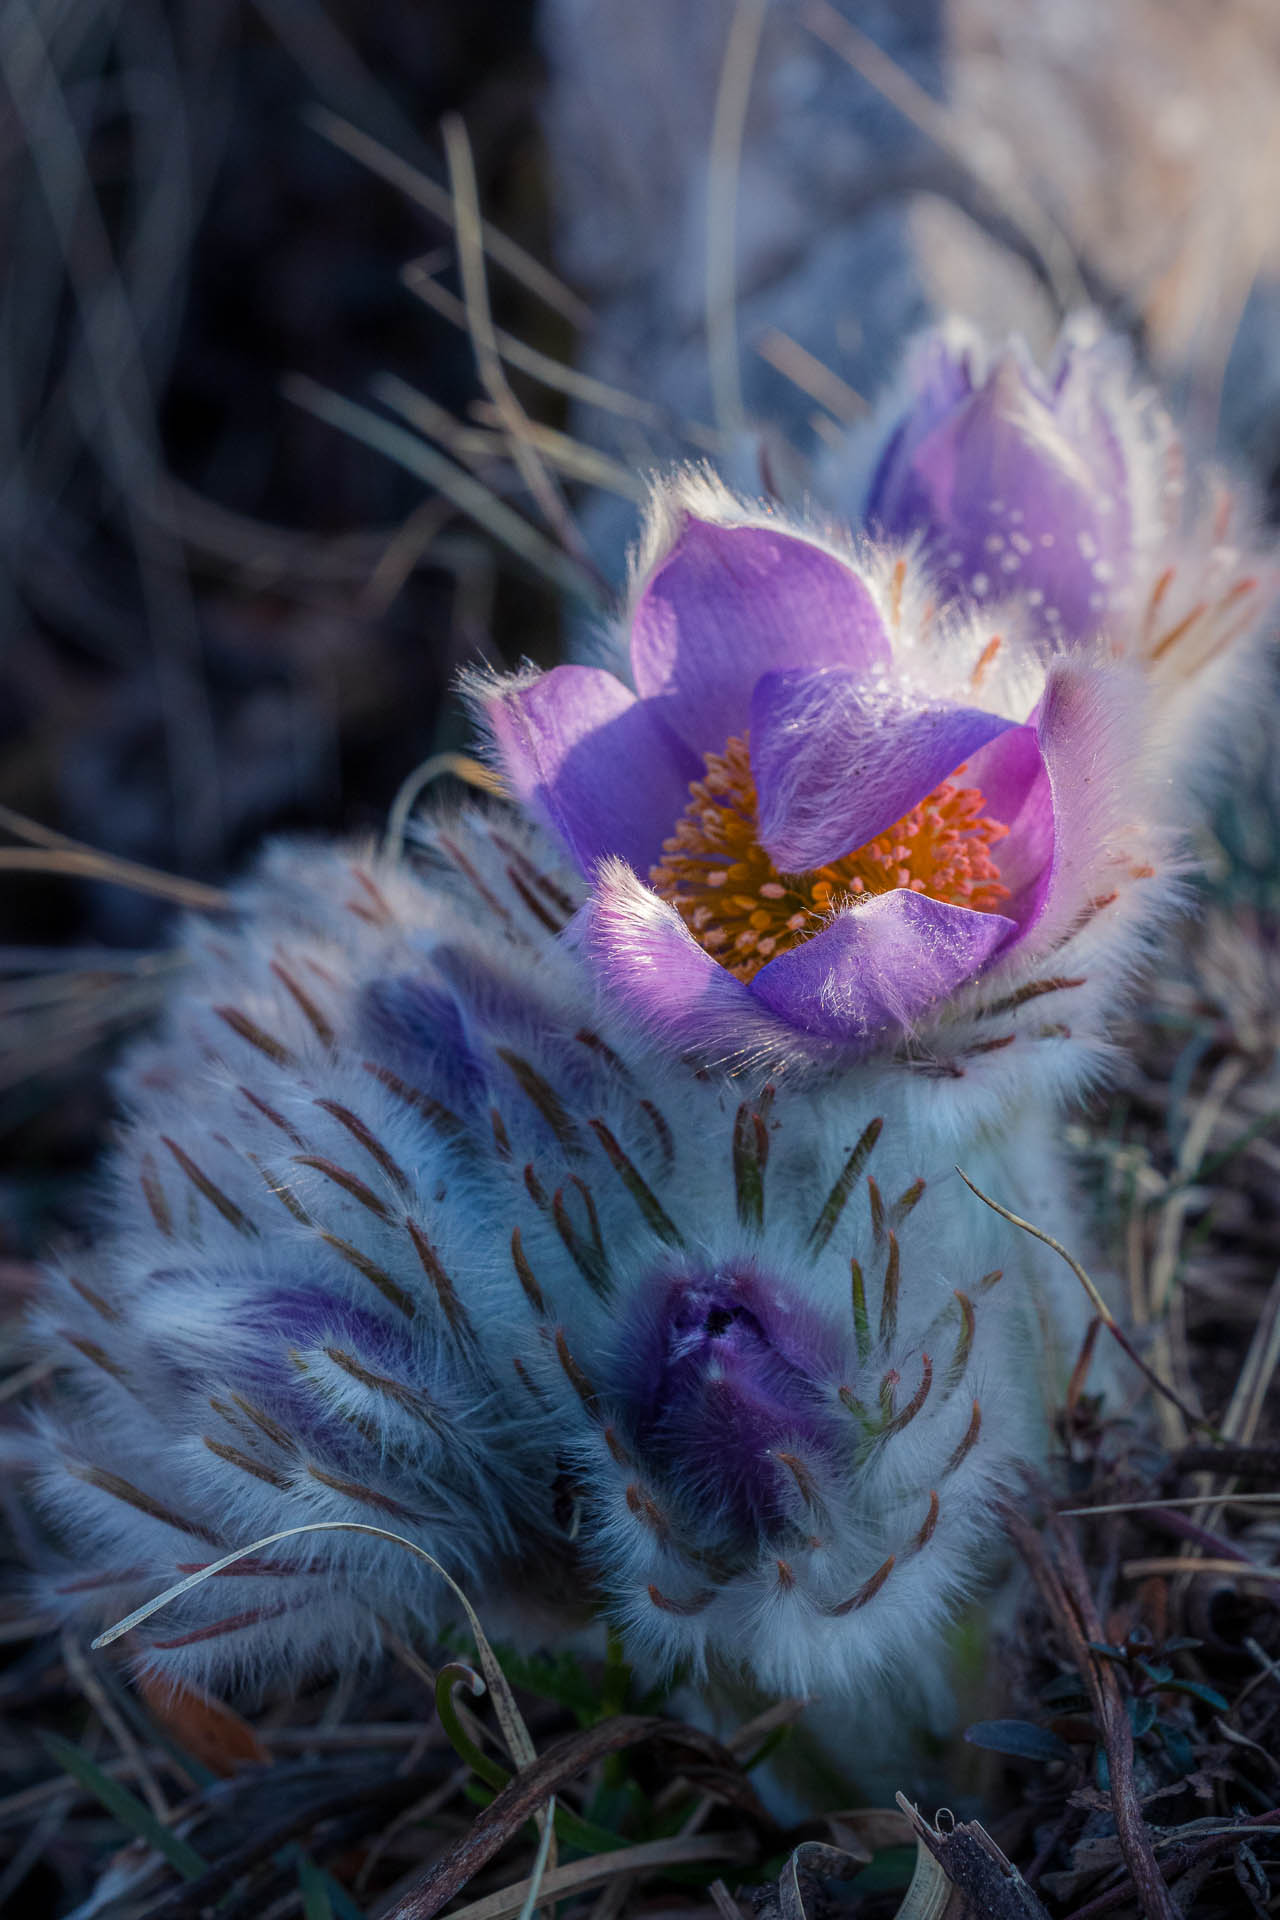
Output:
[{"xmin": 650, "ymin": 734, "xmax": 1011, "ymax": 983}]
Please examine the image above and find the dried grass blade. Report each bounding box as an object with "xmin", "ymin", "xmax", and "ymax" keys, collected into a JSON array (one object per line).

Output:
[
  {"xmin": 285, "ymin": 376, "xmax": 601, "ymax": 608},
  {"xmin": 434, "ymin": 1831, "xmax": 753, "ymax": 1920},
  {"xmin": 382, "ymin": 1716, "xmax": 762, "ymax": 1920},
  {"xmin": 756, "ymin": 329, "xmax": 867, "ymax": 423},
  {"xmin": 706, "ymin": 0, "xmax": 766, "ymax": 432},
  {"xmin": 304, "ymin": 105, "xmax": 591, "ymax": 329},
  {"xmin": 955, "ymin": 1166, "xmax": 1218, "ymax": 1436},
  {"xmin": 802, "ymin": 0, "xmax": 1087, "ymax": 313},
  {"xmin": 384, "ymin": 751, "xmax": 504, "ymax": 855},
  {"xmin": 402, "ymin": 261, "xmax": 722, "ymax": 450},
  {"xmin": 468, "ymin": 399, "xmax": 648, "ymax": 501},
  {"xmin": 91, "ymin": 1519, "xmax": 539, "ymax": 1775},
  {"xmin": 441, "ymin": 113, "xmax": 600, "ymax": 577},
  {"xmin": 0, "ymin": 846, "xmax": 228, "ymax": 911}
]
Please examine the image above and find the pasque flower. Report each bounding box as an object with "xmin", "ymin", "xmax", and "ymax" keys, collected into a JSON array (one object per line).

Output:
[
  {"xmin": 851, "ymin": 319, "xmax": 1275, "ymax": 778},
  {"xmin": 29, "ymin": 316, "xmax": 1262, "ymax": 1736},
  {"xmin": 570, "ymin": 1217, "xmax": 1020, "ymax": 1699},
  {"xmin": 479, "ymin": 478, "xmax": 1161, "ymax": 1071},
  {"xmin": 23, "ymin": 815, "xmax": 1068, "ymax": 1706}
]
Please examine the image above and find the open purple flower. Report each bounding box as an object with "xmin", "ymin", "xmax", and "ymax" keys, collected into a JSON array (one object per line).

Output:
[
  {"xmin": 863, "ymin": 323, "xmax": 1146, "ymax": 646},
  {"xmin": 480, "ymin": 502, "xmax": 1085, "ymax": 1059}
]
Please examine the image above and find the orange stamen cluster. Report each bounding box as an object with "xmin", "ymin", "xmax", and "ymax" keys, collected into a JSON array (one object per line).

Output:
[{"xmin": 650, "ymin": 734, "xmax": 1011, "ymax": 983}]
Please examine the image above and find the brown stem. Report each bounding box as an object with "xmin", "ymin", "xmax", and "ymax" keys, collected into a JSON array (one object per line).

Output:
[
  {"xmin": 1062, "ymin": 1808, "xmax": 1280, "ymax": 1920},
  {"xmin": 384, "ymin": 1715, "xmax": 768, "ymax": 1920},
  {"xmin": 1005, "ymin": 1507, "xmax": 1179, "ymax": 1920}
]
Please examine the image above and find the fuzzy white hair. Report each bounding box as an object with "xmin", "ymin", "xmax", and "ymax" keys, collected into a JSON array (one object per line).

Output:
[{"xmin": 23, "ymin": 811, "xmax": 1094, "ymax": 1711}]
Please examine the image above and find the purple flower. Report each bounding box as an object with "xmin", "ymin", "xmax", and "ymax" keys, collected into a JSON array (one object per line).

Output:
[
  {"xmin": 480, "ymin": 503, "xmax": 1092, "ymax": 1059},
  {"xmin": 864, "ymin": 325, "xmax": 1141, "ymax": 645}
]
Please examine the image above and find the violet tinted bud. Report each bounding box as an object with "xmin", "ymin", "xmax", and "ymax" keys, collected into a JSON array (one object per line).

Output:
[
  {"xmin": 612, "ymin": 1265, "xmax": 843, "ymax": 1543},
  {"xmin": 865, "ymin": 329, "xmax": 1134, "ymax": 644}
]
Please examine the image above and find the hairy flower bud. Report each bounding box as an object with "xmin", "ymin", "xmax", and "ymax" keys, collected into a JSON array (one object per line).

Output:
[
  {"xmin": 863, "ymin": 325, "xmax": 1142, "ymax": 645},
  {"xmin": 553, "ymin": 1224, "xmax": 1020, "ymax": 1701},
  {"xmin": 839, "ymin": 317, "xmax": 1277, "ymax": 784}
]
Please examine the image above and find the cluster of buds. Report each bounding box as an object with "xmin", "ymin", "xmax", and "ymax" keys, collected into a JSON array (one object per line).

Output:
[
  {"xmin": 26, "ymin": 823, "xmax": 1038, "ymax": 1708},
  {"xmin": 20, "ymin": 320, "xmax": 1275, "ymax": 1724}
]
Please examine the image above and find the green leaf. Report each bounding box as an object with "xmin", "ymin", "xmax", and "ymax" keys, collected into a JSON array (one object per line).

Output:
[
  {"xmin": 1156, "ymin": 1720, "xmax": 1195, "ymax": 1776},
  {"xmin": 1157, "ymin": 1678, "xmax": 1230, "ymax": 1711},
  {"xmin": 600, "ymin": 1627, "xmax": 632, "ymax": 1719},
  {"xmin": 278, "ymin": 1848, "xmax": 365, "ymax": 1920},
  {"xmin": 282, "ymin": 1849, "xmax": 366, "ymax": 1920},
  {"xmin": 852, "ymin": 1847, "xmax": 918, "ymax": 1893},
  {"xmin": 1135, "ymin": 1660, "xmax": 1174, "ymax": 1686},
  {"xmin": 963, "ymin": 1719, "xmax": 1074, "ymax": 1763},
  {"xmin": 322, "ymin": 1876, "xmax": 369, "ymax": 1920},
  {"xmin": 1039, "ymin": 1673, "xmax": 1090, "ymax": 1708},
  {"xmin": 297, "ymin": 1850, "xmax": 335, "ymax": 1920},
  {"xmin": 436, "ymin": 1663, "xmax": 509, "ymax": 1792},
  {"xmin": 491, "ymin": 1641, "xmax": 602, "ymax": 1724},
  {"xmin": 41, "ymin": 1732, "xmax": 207, "ymax": 1880},
  {"xmin": 583, "ymin": 1774, "xmax": 648, "ymax": 1844},
  {"xmin": 1128, "ymin": 1697, "xmax": 1158, "ymax": 1738}
]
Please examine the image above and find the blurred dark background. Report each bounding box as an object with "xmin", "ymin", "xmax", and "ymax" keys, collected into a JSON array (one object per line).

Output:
[
  {"xmin": 0, "ymin": 0, "xmax": 566, "ymax": 1218},
  {"xmin": 0, "ymin": 0, "xmax": 559, "ymax": 927}
]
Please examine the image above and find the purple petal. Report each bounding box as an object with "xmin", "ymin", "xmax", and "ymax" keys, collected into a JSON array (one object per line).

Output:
[
  {"xmin": 482, "ymin": 665, "xmax": 699, "ymax": 876},
  {"xmin": 748, "ymin": 892, "xmax": 1016, "ymax": 1043},
  {"xmin": 869, "ymin": 349, "xmax": 1132, "ymax": 643},
  {"xmin": 580, "ymin": 862, "xmax": 1018, "ymax": 1064},
  {"xmin": 962, "ymin": 723, "xmax": 1054, "ymax": 925},
  {"xmin": 864, "ymin": 333, "xmax": 976, "ymax": 513},
  {"xmin": 629, "ymin": 517, "xmax": 890, "ymax": 757},
  {"xmin": 611, "ymin": 1267, "xmax": 845, "ymax": 1540},
  {"xmin": 750, "ymin": 668, "xmax": 1018, "ymax": 871},
  {"xmin": 1017, "ymin": 659, "xmax": 1138, "ymax": 953},
  {"xmin": 578, "ymin": 858, "xmax": 759, "ymax": 1037}
]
